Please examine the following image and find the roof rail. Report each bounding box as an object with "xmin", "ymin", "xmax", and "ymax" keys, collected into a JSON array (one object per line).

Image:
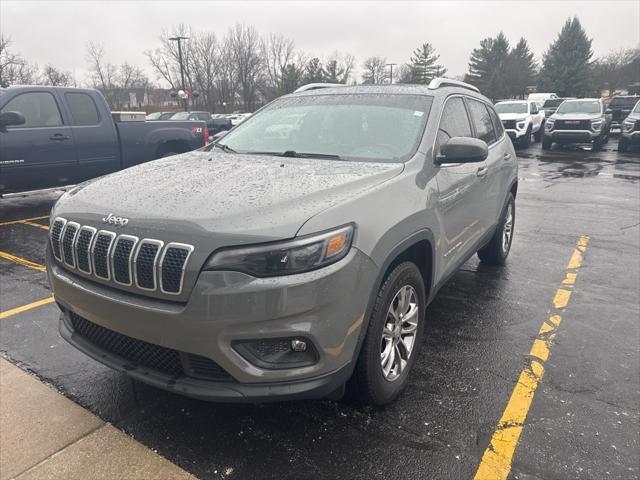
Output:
[
  {"xmin": 428, "ymin": 77, "xmax": 480, "ymax": 93},
  {"xmin": 294, "ymin": 83, "xmax": 345, "ymax": 93}
]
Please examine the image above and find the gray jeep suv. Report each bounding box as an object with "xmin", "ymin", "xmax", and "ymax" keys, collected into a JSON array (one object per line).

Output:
[{"xmin": 46, "ymin": 79, "xmax": 518, "ymax": 405}]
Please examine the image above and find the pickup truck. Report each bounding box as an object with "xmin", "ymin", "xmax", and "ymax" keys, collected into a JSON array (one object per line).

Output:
[
  {"xmin": 0, "ymin": 86, "xmax": 208, "ymax": 196},
  {"xmin": 606, "ymin": 95, "xmax": 640, "ymax": 132},
  {"xmin": 494, "ymin": 100, "xmax": 544, "ymax": 147}
]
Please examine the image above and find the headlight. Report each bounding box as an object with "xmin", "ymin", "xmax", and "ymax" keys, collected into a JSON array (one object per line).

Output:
[
  {"xmin": 203, "ymin": 224, "xmax": 354, "ymax": 277},
  {"xmin": 545, "ymin": 119, "xmax": 555, "ymax": 131},
  {"xmin": 591, "ymin": 119, "xmax": 603, "ymax": 131},
  {"xmin": 516, "ymin": 120, "xmax": 526, "ymax": 130},
  {"xmin": 622, "ymin": 120, "xmax": 634, "ymax": 132}
]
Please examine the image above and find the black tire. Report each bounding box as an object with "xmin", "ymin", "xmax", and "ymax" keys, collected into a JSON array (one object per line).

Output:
[
  {"xmin": 603, "ymin": 129, "xmax": 610, "ymax": 144},
  {"xmin": 592, "ymin": 137, "xmax": 603, "ymax": 152},
  {"xmin": 533, "ymin": 127, "xmax": 542, "ymax": 142},
  {"xmin": 618, "ymin": 137, "xmax": 629, "ymax": 152},
  {"xmin": 351, "ymin": 262, "xmax": 426, "ymax": 405},
  {"xmin": 478, "ymin": 192, "xmax": 515, "ymax": 266},
  {"xmin": 542, "ymin": 137, "xmax": 552, "ymax": 150},
  {"xmin": 520, "ymin": 128, "xmax": 531, "ymax": 148}
]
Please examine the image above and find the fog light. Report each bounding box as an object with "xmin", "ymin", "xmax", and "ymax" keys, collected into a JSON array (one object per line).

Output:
[
  {"xmin": 233, "ymin": 337, "xmax": 318, "ymax": 369},
  {"xmin": 290, "ymin": 339, "xmax": 307, "ymax": 352}
]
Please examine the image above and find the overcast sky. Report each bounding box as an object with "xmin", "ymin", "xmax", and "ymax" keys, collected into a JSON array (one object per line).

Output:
[{"xmin": 2, "ymin": 0, "xmax": 638, "ymax": 85}]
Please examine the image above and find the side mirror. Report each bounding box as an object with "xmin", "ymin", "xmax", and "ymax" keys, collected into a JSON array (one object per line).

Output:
[
  {"xmin": 436, "ymin": 137, "xmax": 488, "ymax": 164},
  {"xmin": 0, "ymin": 111, "xmax": 26, "ymax": 129}
]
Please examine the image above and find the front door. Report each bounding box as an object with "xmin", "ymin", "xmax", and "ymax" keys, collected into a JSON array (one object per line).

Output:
[{"xmin": 0, "ymin": 90, "xmax": 77, "ymax": 194}]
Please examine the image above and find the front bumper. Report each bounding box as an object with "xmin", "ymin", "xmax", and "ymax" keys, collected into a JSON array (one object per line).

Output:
[
  {"xmin": 545, "ymin": 129, "xmax": 601, "ymax": 143},
  {"xmin": 505, "ymin": 129, "xmax": 528, "ymax": 141},
  {"xmin": 48, "ymin": 246, "xmax": 378, "ymax": 402},
  {"xmin": 621, "ymin": 130, "xmax": 640, "ymax": 144}
]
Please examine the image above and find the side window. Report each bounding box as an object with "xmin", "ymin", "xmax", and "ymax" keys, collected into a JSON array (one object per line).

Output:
[
  {"xmin": 467, "ymin": 99, "xmax": 497, "ymax": 145},
  {"xmin": 0, "ymin": 92, "xmax": 63, "ymax": 127},
  {"xmin": 65, "ymin": 93, "xmax": 100, "ymax": 126},
  {"xmin": 488, "ymin": 106, "xmax": 504, "ymax": 138},
  {"xmin": 435, "ymin": 97, "xmax": 472, "ymax": 156}
]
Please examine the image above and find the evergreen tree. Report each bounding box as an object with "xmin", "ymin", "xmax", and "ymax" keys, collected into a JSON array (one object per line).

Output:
[
  {"xmin": 507, "ymin": 38, "xmax": 537, "ymax": 98},
  {"xmin": 538, "ymin": 17, "xmax": 594, "ymax": 97},
  {"xmin": 323, "ymin": 59, "xmax": 345, "ymax": 83},
  {"xmin": 409, "ymin": 43, "xmax": 446, "ymax": 84},
  {"xmin": 465, "ymin": 32, "xmax": 510, "ymax": 100},
  {"xmin": 302, "ymin": 57, "xmax": 324, "ymax": 84},
  {"xmin": 280, "ymin": 63, "xmax": 303, "ymax": 94}
]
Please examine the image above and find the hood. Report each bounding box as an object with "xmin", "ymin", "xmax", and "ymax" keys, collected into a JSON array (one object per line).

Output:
[
  {"xmin": 498, "ymin": 113, "xmax": 529, "ymax": 121},
  {"xmin": 53, "ymin": 151, "xmax": 403, "ymax": 243},
  {"xmin": 549, "ymin": 112, "xmax": 601, "ymax": 121}
]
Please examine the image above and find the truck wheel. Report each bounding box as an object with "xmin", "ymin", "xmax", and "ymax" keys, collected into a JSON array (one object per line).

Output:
[
  {"xmin": 533, "ymin": 127, "xmax": 542, "ymax": 142},
  {"xmin": 520, "ymin": 127, "xmax": 531, "ymax": 148},
  {"xmin": 603, "ymin": 129, "xmax": 610, "ymax": 144},
  {"xmin": 542, "ymin": 137, "xmax": 552, "ymax": 150},
  {"xmin": 351, "ymin": 261, "xmax": 426, "ymax": 405},
  {"xmin": 618, "ymin": 137, "xmax": 629, "ymax": 152},
  {"xmin": 592, "ymin": 137, "xmax": 603, "ymax": 152},
  {"xmin": 478, "ymin": 192, "xmax": 515, "ymax": 266}
]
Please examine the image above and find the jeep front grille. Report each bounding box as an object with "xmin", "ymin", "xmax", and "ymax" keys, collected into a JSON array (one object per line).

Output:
[{"xmin": 51, "ymin": 217, "xmax": 193, "ymax": 296}]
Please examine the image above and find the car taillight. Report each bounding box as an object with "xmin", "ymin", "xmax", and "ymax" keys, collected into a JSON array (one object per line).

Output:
[{"xmin": 204, "ymin": 127, "xmax": 209, "ymax": 144}]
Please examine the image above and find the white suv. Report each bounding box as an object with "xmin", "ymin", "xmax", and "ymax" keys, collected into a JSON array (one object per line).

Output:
[{"xmin": 494, "ymin": 100, "xmax": 545, "ymax": 147}]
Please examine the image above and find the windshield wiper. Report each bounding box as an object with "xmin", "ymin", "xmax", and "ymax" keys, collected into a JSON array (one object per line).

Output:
[
  {"xmin": 212, "ymin": 142, "xmax": 236, "ymax": 153},
  {"xmin": 241, "ymin": 150, "xmax": 342, "ymax": 160}
]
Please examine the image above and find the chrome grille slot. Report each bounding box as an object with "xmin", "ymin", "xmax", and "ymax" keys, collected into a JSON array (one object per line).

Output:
[
  {"xmin": 160, "ymin": 243, "xmax": 194, "ymax": 295},
  {"xmin": 134, "ymin": 240, "xmax": 163, "ymax": 291},
  {"xmin": 75, "ymin": 226, "xmax": 96, "ymax": 274},
  {"xmin": 50, "ymin": 218, "xmax": 66, "ymax": 261},
  {"xmin": 62, "ymin": 222, "xmax": 80, "ymax": 268},
  {"xmin": 92, "ymin": 231, "xmax": 116, "ymax": 280},
  {"xmin": 111, "ymin": 235, "xmax": 138, "ymax": 286}
]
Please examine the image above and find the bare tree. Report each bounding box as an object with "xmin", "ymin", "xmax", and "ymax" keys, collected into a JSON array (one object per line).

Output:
[
  {"xmin": 262, "ymin": 33, "xmax": 295, "ymax": 97},
  {"xmin": 228, "ymin": 24, "xmax": 264, "ymax": 111},
  {"xmin": 42, "ymin": 65, "xmax": 73, "ymax": 86},
  {"xmin": 191, "ymin": 32, "xmax": 220, "ymax": 111},
  {"xmin": 593, "ymin": 47, "xmax": 640, "ymax": 94},
  {"xmin": 323, "ymin": 51, "xmax": 355, "ymax": 83},
  {"xmin": 0, "ymin": 34, "xmax": 38, "ymax": 86},
  {"xmin": 361, "ymin": 56, "xmax": 388, "ymax": 84}
]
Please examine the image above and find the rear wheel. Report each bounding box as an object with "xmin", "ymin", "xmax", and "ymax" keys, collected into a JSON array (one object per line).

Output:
[
  {"xmin": 542, "ymin": 137, "xmax": 552, "ymax": 150},
  {"xmin": 351, "ymin": 262, "xmax": 426, "ymax": 405},
  {"xmin": 478, "ymin": 193, "xmax": 515, "ymax": 266}
]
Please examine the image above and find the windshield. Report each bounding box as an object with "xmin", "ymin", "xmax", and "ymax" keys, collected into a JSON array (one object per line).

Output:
[
  {"xmin": 543, "ymin": 99, "xmax": 565, "ymax": 108},
  {"xmin": 556, "ymin": 100, "xmax": 601, "ymax": 115},
  {"xmin": 170, "ymin": 112, "xmax": 190, "ymax": 120},
  {"xmin": 609, "ymin": 97, "xmax": 639, "ymax": 108},
  {"xmin": 212, "ymin": 93, "xmax": 433, "ymax": 163},
  {"xmin": 494, "ymin": 102, "xmax": 528, "ymax": 114}
]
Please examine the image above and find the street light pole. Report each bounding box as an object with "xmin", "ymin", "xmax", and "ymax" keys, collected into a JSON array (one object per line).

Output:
[
  {"xmin": 386, "ymin": 63, "xmax": 397, "ymax": 84},
  {"xmin": 169, "ymin": 36, "xmax": 189, "ymax": 111}
]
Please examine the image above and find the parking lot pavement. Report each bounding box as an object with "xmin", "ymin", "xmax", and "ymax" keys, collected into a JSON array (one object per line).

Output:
[{"xmin": 1, "ymin": 141, "xmax": 638, "ymax": 480}]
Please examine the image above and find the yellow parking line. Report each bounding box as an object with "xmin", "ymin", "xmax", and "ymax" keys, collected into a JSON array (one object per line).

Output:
[
  {"xmin": 0, "ymin": 251, "xmax": 47, "ymax": 272},
  {"xmin": 0, "ymin": 297, "xmax": 55, "ymax": 319},
  {"xmin": 21, "ymin": 220, "xmax": 49, "ymax": 231},
  {"xmin": 474, "ymin": 235, "xmax": 590, "ymax": 480},
  {"xmin": 0, "ymin": 215, "xmax": 49, "ymax": 227}
]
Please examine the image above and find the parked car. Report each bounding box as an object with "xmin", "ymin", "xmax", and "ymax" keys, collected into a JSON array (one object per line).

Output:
[
  {"xmin": 0, "ymin": 86, "xmax": 208, "ymax": 195},
  {"xmin": 606, "ymin": 95, "xmax": 640, "ymax": 132},
  {"xmin": 145, "ymin": 111, "xmax": 176, "ymax": 121},
  {"xmin": 494, "ymin": 100, "xmax": 544, "ymax": 147},
  {"xmin": 527, "ymin": 92, "xmax": 558, "ymax": 108},
  {"xmin": 46, "ymin": 79, "xmax": 518, "ymax": 405},
  {"xmin": 618, "ymin": 100, "xmax": 640, "ymax": 152},
  {"xmin": 543, "ymin": 98, "xmax": 611, "ymax": 151},
  {"xmin": 208, "ymin": 117, "xmax": 233, "ymax": 137},
  {"xmin": 541, "ymin": 97, "xmax": 573, "ymax": 118},
  {"xmin": 169, "ymin": 111, "xmax": 212, "ymax": 122},
  {"xmin": 171, "ymin": 111, "xmax": 231, "ymax": 138}
]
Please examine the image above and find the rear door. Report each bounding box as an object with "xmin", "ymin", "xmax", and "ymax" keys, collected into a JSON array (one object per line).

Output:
[
  {"xmin": 466, "ymin": 98, "xmax": 508, "ymax": 231},
  {"xmin": 0, "ymin": 90, "xmax": 77, "ymax": 194},
  {"xmin": 434, "ymin": 96, "xmax": 488, "ymax": 273},
  {"xmin": 64, "ymin": 90, "xmax": 119, "ymax": 180}
]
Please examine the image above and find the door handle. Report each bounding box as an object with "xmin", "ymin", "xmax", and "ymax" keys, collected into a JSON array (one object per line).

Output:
[
  {"xmin": 476, "ymin": 166, "xmax": 488, "ymax": 177},
  {"xmin": 503, "ymin": 153, "xmax": 512, "ymax": 161},
  {"xmin": 49, "ymin": 134, "xmax": 70, "ymax": 141}
]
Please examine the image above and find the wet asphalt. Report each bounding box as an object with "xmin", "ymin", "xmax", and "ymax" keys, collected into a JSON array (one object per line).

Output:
[{"xmin": 1, "ymin": 140, "xmax": 638, "ymax": 480}]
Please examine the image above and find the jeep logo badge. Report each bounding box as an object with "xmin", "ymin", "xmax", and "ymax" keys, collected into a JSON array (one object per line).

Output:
[{"xmin": 102, "ymin": 213, "xmax": 129, "ymax": 226}]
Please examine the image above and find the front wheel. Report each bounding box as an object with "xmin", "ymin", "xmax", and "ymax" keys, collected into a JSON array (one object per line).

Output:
[
  {"xmin": 542, "ymin": 137, "xmax": 552, "ymax": 150},
  {"xmin": 618, "ymin": 137, "xmax": 629, "ymax": 152},
  {"xmin": 351, "ymin": 262, "xmax": 426, "ymax": 405},
  {"xmin": 478, "ymin": 193, "xmax": 515, "ymax": 265},
  {"xmin": 592, "ymin": 137, "xmax": 603, "ymax": 152},
  {"xmin": 520, "ymin": 128, "xmax": 531, "ymax": 148},
  {"xmin": 533, "ymin": 127, "xmax": 542, "ymax": 142}
]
